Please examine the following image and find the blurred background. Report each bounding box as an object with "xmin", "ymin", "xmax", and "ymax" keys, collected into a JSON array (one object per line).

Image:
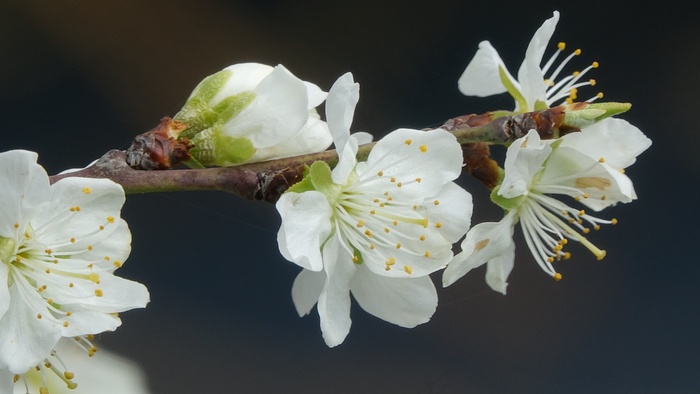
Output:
[{"xmin": 1, "ymin": 1, "xmax": 697, "ymax": 392}]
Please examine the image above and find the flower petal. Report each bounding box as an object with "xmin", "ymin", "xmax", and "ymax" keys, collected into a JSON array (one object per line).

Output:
[
  {"xmin": 276, "ymin": 191, "xmax": 333, "ymax": 271},
  {"xmin": 357, "ymin": 128, "xmax": 463, "ymax": 196},
  {"xmin": 213, "ymin": 63, "xmax": 273, "ymax": 104},
  {"xmin": 0, "ymin": 285, "xmax": 61, "ymax": 374},
  {"xmin": 325, "ymin": 72, "xmax": 359, "ymax": 155},
  {"xmin": 499, "ymin": 129, "xmax": 552, "ymax": 199},
  {"xmin": 443, "ymin": 212, "xmax": 516, "ymax": 287},
  {"xmin": 419, "ymin": 182, "xmax": 473, "ymax": 243},
  {"xmin": 0, "ymin": 150, "xmax": 49, "ymax": 239},
  {"xmin": 317, "ymin": 233, "xmax": 355, "ymax": 347},
  {"xmin": 485, "ymin": 240, "xmax": 516, "ymax": 295},
  {"xmin": 559, "ymin": 118, "xmax": 652, "ymax": 169},
  {"xmin": 248, "ymin": 111, "xmax": 332, "ymax": 162},
  {"xmin": 351, "ymin": 265, "xmax": 437, "ymax": 328},
  {"xmin": 458, "ymin": 41, "xmax": 515, "ymax": 97},
  {"xmin": 222, "ymin": 65, "xmax": 309, "ymax": 148},
  {"xmin": 516, "ymin": 11, "xmax": 560, "ymax": 110},
  {"xmin": 304, "ymin": 81, "xmax": 328, "ymax": 109},
  {"xmin": 291, "ymin": 269, "xmax": 325, "ymax": 317}
]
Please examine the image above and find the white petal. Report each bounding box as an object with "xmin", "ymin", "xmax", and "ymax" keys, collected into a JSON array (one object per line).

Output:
[
  {"xmin": 358, "ymin": 128, "xmax": 463, "ymax": 195},
  {"xmin": 248, "ymin": 112, "xmax": 332, "ymax": 162},
  {"xmin": 212, "ymin": 63, "xmax": 274, "ymax": 104},
  {"xmin": 559, "ymin": 118, "xmax": 652, "ymax": 169},
  {"xmin": 517, "ymin": 11, "xmax": 560, "ymax": 109},
  {"xmin": 222, "ymin": 65, "xmax": 309, "ymax": 148},
  {"xmin": 352, "ymin": 131, "xmax": 374, "ymax": 145},
  {"xmin": 443, "ymin": 212, "xmax": 516, "ymax": 287},
  {"xmin": 331, "ymin": 135, "xmax": 358, "ymax": 185},
  {"xmin": 276, "ymin": 192, "xmax": 333, "ymax": 271},
  {"xmin": 419, "ymin": 182, "xmax": 473, "ymax": 243},
  {"xmin": 499, "ymin": 130, "xmax": 551, "ymax": 199},
  {"xmin": 0, "ymin": 285, "xmax": 61, "ymax": 374},
  {"xmin": 32, "ymin": 177, "xmax": 126, "ymax": 252},
  {"xmin": 291, "ymin": 269, "xmax": 325, "ymax": 317},
  {"xmin": 60, "ymin": 309, "xmax": 121, "ymax": 337},
  {"xmin": 458, "ymin": 41, "xmax": 515, "ymax": 97},
  {"xmin": 304, "ymin": 81, "xmax": 327, "ymax": 109},
  {"xmin": 485, "ymin": 241, "xmax": 516, "ymax": 295},
  {"xmin": 325, "ymin": 72, "xmax": 359, "ymax": 154},
  {"xmin": 0, "ymin": 150, "xmax": 49, "ymax": 239},
  {"xmin": 351, "ymin": 265, "xmax": 437, "ymax": 328},
  {"xmin": 317, "ymin": 233, "xmax": 355, "ymax": 347},
  {"xmin": 0, "ymin": 264, "xmax": 8, "ymax": 320},
  {"xmin": 0, "ymin": 369, "xmax": 12, "ymax": 393}
]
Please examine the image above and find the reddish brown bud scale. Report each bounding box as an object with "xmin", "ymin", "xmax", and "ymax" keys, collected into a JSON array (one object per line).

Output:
[{"xmin": 126, "ymin": 117, "xmax": 193, "ymax": 170}]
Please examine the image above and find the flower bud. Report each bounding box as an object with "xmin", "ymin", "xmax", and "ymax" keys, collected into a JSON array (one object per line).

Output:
[{"xmin": 174, "ymin": 63, "xmax": 331, "ymax": 166}]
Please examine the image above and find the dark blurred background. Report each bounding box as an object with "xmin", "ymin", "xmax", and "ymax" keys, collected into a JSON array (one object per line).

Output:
[{"xmin": 1, "ymin": 1, "xmax": 697, "ymax": 393}]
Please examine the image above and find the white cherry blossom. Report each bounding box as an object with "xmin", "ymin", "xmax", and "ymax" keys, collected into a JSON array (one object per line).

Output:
[
  {"xmin": 0, "ymin": 150, "xmax": 149, "ymax": 388},
  {"xmin": 443, "ymin": 119, "xmax": 651, "ymax": 293},
  {"xmin": 277, "ymin": 73, "xmax": 472, "ymax": 346},
  {"xmin": 458, "ymin": 10, "xmax": 601, "ymax": 112}
]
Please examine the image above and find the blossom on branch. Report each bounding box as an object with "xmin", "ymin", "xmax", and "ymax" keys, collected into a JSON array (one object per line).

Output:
[
  {"xmin": 458, "ymin": 10, "xmax": 601, "ymax": 112},
  {"xmin": 174, "ymin": 62, "xmax": 331, "ymax": 166},
  {"xmin": 443, "ymin": 119, "xmax": 651, "ymax": 293},
  {"xmin": 0, "ymin": 150, "xmax": 149, "ymax": 390},
  {"xmin": 276, "ymin": 73, "xmax": 472, "ymax": 346}
]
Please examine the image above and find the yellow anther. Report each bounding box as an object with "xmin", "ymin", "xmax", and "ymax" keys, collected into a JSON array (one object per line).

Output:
[
  {"xmin": 561, "ymin": 239, "xmax": 568, "ymax": 245},
  {"xmin": 574, "ymin": 196, "xmax": 581, "ymax": 202},
  {"xmin": 597, "ymin": 250, "xmax": 607, "ymax": 260},
  {"xmin": 45, "ymin": 268, "xmax": 50, "ymax": 274},
  {"xmin": 386, "ymin": 258, "xmax": 396, "ymax": 266},
  {"xmin": 64, "ymin": 371, "xmax": 75, "ymax": 380},
  {"xmin": 52, "ymin": 259, "xmax": 58, "ymax": 264},
  {"xmin": 94, "ymin": 289, "xmax": 104, "ymax": 297},
  {"xmin": 572, "ymin": 71, "xmax": 580, "ymax": 76},
  {"xmin": 385, "ymin": 266, "xmax": 391, "ymax": 271},
  {"xmin": 364, "ymin": 230, "xmax": 373, "ymax": 238},
  {"xmin": 547, "ymin": 256, "xmax": 554, "ymax": 263},
  {"xmin": 415, "ymin": 178, "xmax": 421, "ymax": 183},
  {"xmin": 564, "ymin": 252, "xmax": 571, "ymax": 260},
  {"xmin": 412, "ymin": 205, "xmax": 417, "ymax": 210},
  {"xmin": 574, "ymin": 48, "xmax": 582, "ymax": 55},
  {"xmin": 88, "ymin": 347, "xmax": 97, "ymax": 357},
  {"xmin": 397, "ymin": 182, "xmax": 402, "ymax": 187},
  {"xmin": 46, "ymin": 298, "xmax": 53, "ymax": 304},
  {"xmin": 13, "ymin": 223, "xmax": 19, "ymax": 229},
  {"xmin": 592, "ymin": 61, "xmax": 599, "ymax": 68},
  {"xmin": 593, "ymin": 225, "xmax": 601, "ymax": 231},
  {"xmin": 106, "ymin": 216, "xmax": 115, "ymax": 223},
  {"xmin": 597, "ymin": 92, "xmax": 604, "ymax": 99},
  {"xmin": 113, "ymin": 261, "xmax": 123, "ymax": 268},
  {"xmin": 553, "ymin": 273, "xmax": 563, "ymax": 281},
  {"xmin": 104, "ymin": 256, "xmax": 110, "ymax": 261},
  {"xmin": 582, "ymin": 193, "xmax": 589, "ymax": 199},
  {"xmin": 619, "ymin": 169, "xmax": 625, "ymax": 174},
  {"xmin": 557, "ymin": 42, "xmax": 566, "ymax": 50},
  {"xmin": 396, "ymin": 243, "xmax": 401, "ymax": 249},
  {"xmin": 404, "ymin": 265, "xmax": 413, "ymax": 274},
  {"xmin": 69, "ymin": 282, "xmax": 74, "ymax": 288},
  {"xmin": 435, "ymin": 222, "xmax": 442, "ymax": 228},
  {"xmin": 369, "ymin": 210, "xmax": 376, "ymax": 215},
  {"xmin": 352, "ymin": 255, "xmax": 359, "ymax": 263},
  {"xmin": 419, "ymin": 145, "xmax": 427, "ymax": 153},
  {"xmin": 404, "ymin": 139, "xmax": 412, "ymax": 145},
  {"xmin": 44, "ymin": 248, "xmax": 52, "ymax": 254},
  {"xmin": 87, "ymin": 263, "xmax": 93, "ymax": 269},
  {"xmin": 601, "ymin": 195, "xmax": 607, "ymax": 201},
  {"xmin": 582, "ymin": 228, "xmax": 591, "ymax": 234},
  {"xmin": 554, "ymin": 244, "xmax": 563, "ymax": 252},
  {"xmin": 590, "ymin": 79, "xmax": 597, "ymax": 86},
  {"xmin": 568, "ymin": 218, "xmax": 575, "ymax": 224},
  {"xmin": 419, "ymin": 235, "xmax": 425, "ymax": 241},
  {"xmin": 390, "ymin": 177, "xmax": 396, "ymax": 182},
  {"xmin": 66, "ymin": 311, "xmax": 72, "ymax": 316},
  {"xmin": 384, "ymin": 228, "xmax": 390, "ymax": 233},
  {"xmin": 87, "ymin": 245, "xmax": 93, "ymax": 251},
  {"xmin": 356, "ymin": 220, "xmax": 365, "ymax": 228},
  {"xmin": 63, "ymin": 321, "xmax": 70, "ymax": 327},
  {"xmin": 82, "ymin": 187, "xmax": 92, "ymax": 194},
  {"xmin": 578, "ymin": 210, "xmax": 585, "ymax": 216},
  {"xmin": 99, "ymin": 225, "xmax": 105, "ymax": 230},
  {"xmin": 433, "ymin": 199, "xmax": 440, "ymax": 205},
  {"xmin": 377, "ymin": 171, "xmax": 384, "ymax": 177},
  {"xmin": 36, "ymin": 314, "xmax": 42, "ymax": 319},
  {"xmin": 88, "ymin": 273, "xmax": 100, "ymax": 283},
  {"xmin": 70, "ymin": 237, "xmax": 76, "ymax": 243},
  {"xmin": 611, "ymin": 218, "xmax": 618, "ymax": 225},
  {"xmin": 40, "ymin": 386, "xmax": 49, "ymax": 394},
  {"xmin": 424, "ymin": 251, "xmax": 431, "ymax": 257},
  {"xmin": 370, "ymin": 243, "xmax": 376, "ymax": 250}
]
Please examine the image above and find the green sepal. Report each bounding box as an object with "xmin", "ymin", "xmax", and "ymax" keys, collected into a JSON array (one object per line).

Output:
[
  {"xmin": 533, "ymin": 99, "xmax": 549, "ymax": 111},
  {"xmin": 564, "ymin": 102, "xmax": 631, "ymax": 129},
  {"xmin": 490, "ymin": 185, "xmax": 527, "ymax": 210},
  {"xmin": 190, "ymin": 128, "xmax": 256, "ymax": 166},
  {"xmin": 287, "ymin": 165, "xmax": 315, "ymax": 193},
  {"xmin": 499, "ymin": 65, "xmax": 528, "ymax": 112},
  {"xmin": 308, "ymin": 161, "xmax": 342, "ymax": 203},
  {"xmin": 352, "ymin": 246, "xmax": 364, "ymax": 265}
]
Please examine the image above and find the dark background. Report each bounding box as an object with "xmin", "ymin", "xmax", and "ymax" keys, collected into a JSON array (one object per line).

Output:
[{"xmin": 1, "ymin": 1, "xmax": 697, "ymax": 393}]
